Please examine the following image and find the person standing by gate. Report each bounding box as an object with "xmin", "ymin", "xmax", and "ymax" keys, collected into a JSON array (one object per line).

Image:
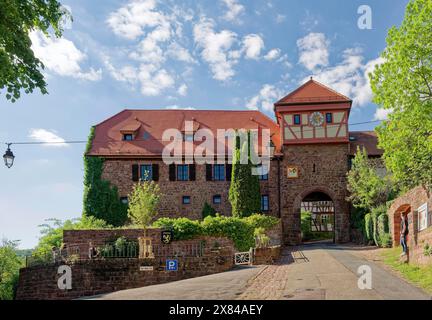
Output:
[{"xmin": 400, "ymin": 213, "xmax": 409, "ymax": 256}]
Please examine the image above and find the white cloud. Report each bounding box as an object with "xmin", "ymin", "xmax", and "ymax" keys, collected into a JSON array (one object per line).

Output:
[
  {"xmin": 193, "ymin": 17, "xmax": 238, "ymax": 81},
  {"xmin": 166, "ymin": 105, "xmax": 196, "ymax": 110},
  {"xmin": 221, "ymin": 0, "xmax": 245, "ymax": 22},
  {"xmin": 297, "ymin": 32, "xmax": 329, "ymax": 71},
  {"xmin": 247, "ymin": 84, "xmax": 282, "ymax": 112},
  {"xmin": 30, "ymin": 31, "xmax": 102, "ymax": 81},
  {"xmin": 264, "ymin": 48, "xmax": 281, "ymax": 61},
  {"xmin": 305, "ymin": 48, "xmax": 384, "ymax": 107},
  {"xmin": 166, "ymin": 42, "xmax": 196, "ymax": 63},
  {"xmin": 177, "ymin": 84, "xmax": 188, "ymax": 96},
  {"xmin": 242, "ymin": 34, "xmax": 265, "ymax": 60},
  {"xmin": 374, "ymin": 108, "xmax": 393, "ymax": 121},
  {"xmin": 276, "ymin": 14, "xmax": 286, "ymax": 23},
  {"xmin": 107, "ymin": 0, "xmax": 162, "ymax": 40},
  {"xmin": 28, "ymin": 129, "xmax": 68, "ymax": 147},
  {"xmin": 138, "ymin": 65, "xmax": 175, "ymax": 96}
]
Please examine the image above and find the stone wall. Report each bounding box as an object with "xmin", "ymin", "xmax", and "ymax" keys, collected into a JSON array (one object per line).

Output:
[
  {"xmin": 253, "ymin": 246, "xmax": 281, "ymax": 265},
  {"xmin": 279, "ymin": 143, "xmax": 351, "ymax": 244},
  {"xmin": 388, "ymin": 186, "xmax": 432, "ymax": 265},
  {"xmin": 16, "ymin": 236, "xmax": 234, "ymax": 300},
  {"xmin": 102, "ymin": 159, "xmax": 280, "ymax": 220}
]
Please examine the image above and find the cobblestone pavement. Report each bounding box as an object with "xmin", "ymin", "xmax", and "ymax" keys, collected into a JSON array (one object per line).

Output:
[{"xmin": 238, "ymin": 243, "xmax": 430, "ymax": 300}]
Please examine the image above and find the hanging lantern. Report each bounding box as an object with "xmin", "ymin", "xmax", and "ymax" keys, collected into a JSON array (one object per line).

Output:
[{"xmin": 3, "ymin": 144, "xmax": 14, "ymax": 168}]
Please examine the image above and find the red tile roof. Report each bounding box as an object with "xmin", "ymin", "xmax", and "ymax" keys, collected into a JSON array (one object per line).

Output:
[
  {"xmin": 88, "ymin": 109, "xmax": 282, "ymax": 158},
  {"xmin": 349, "ymin": 131, "xmax": 383, "ymax": 156},
  {"xmin": 275, "ymin": 79, "xmax": 351, "ymax": 106}
]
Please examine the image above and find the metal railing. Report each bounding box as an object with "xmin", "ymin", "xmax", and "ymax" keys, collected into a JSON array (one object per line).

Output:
[{"xmin": 25, "ymin": 246, "xmax": 81, "ymax": 267}]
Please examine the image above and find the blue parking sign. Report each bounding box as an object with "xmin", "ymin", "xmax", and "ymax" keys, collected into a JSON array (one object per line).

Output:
[{"xmin": 166, "ymin": 259, "xmax": 178, "ymax": 271}]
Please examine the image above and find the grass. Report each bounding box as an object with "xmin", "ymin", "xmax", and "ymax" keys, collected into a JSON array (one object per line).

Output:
[{"xmin": 381, "ymin": 247, "xmax": 432, "ymax": 294}]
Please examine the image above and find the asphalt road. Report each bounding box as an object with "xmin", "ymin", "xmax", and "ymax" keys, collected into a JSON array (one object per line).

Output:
[{"xmin": 87, "ymin": 243, "xmax": 431, "ymax": 300}]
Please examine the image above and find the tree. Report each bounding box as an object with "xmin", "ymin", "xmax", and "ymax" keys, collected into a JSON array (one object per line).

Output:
[
  {"xmin": 347, "ymin": 147, "xmax": 394, "ymax": 210},
  {"xmin": 128, "ymin": 180, "xmax": 161, "ymax": 232},
  {"xmin": 83, "ymin": 127, "xmax": 128, "ymax": 226},
  {"xmin": 370, "ymin": 0, "xmax": 432, "ymax": 191},
  {"xmin": 229, "ymin": 133, "xmax": 261, "ymax": 217},
  {"xmin": 0, "ymin": 0, "xmax": 69, "ymax": 102},
  {"xmin": 0, "ymin": 239, "xmax": 24, "ymax": 300}
]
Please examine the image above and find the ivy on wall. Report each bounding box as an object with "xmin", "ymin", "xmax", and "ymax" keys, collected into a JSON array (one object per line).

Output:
[{"xmin": 82, "ymin": 127, "xmax": 128, "ymax": 226}]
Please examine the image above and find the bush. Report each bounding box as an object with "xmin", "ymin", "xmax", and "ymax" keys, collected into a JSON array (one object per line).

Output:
[
  {"xmin": 364, "ymin": 213, "xmax": 373, "ymax": 241},
  {"xmin": 202, "ymin": 202, "xmax": 217, "ymax": 219},
  {"xmin": 371, "ymin": 205, "xmax": 388, "ymax": 247},
  {"xmin": 244, "ymin": 214, "xmax": 279, "ymax": 230},
  {"xmin": 153, "ymin": 217, "xmax": 202, "ymax": 240},
  {"xmin": 32, "ymin": 216, "xmax": 112, "ymax": 260},
  {"xmin": 301, "ymin": 211, "xmax": 312, "ymax": 240},
  {"xmin": 152, "ymin": 214, "xmax": 278, "ymax": 252},
  {"xmin": 0, "ymin": 240, "xmax": 24, "ymax": 300},
  {"xmin": 201, "ymin": 215, "xmax": 255, "ymax": 251}
]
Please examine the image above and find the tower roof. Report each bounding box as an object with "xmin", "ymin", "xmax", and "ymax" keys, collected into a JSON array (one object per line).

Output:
[{"xmin": 275, "ymin": 78, "xmax": 352, "ymax": 106}]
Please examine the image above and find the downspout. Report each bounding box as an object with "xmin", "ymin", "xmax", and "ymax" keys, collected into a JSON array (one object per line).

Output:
[{"xmin": 277, "ymin": 156, "xmax": 281, "ymax": 218}]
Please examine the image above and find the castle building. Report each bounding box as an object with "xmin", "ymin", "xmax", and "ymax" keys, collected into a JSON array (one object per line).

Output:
[{"xmin": 87, "ymin": 79, "xmax": 382, "ymax": 244}]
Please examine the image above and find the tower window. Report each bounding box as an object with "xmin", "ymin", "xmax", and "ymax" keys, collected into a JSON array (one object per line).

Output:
[
  {"xmin": 213, "ymin": 164, "xmax": 225, "ymax": 181},
  {"xmin": 294, "ymin": 114, "xmax": 301, "ymax": 125},
  {"xmin": 177, "ymin": 165, "xmax": 189, "ymax": 181},
  {"xmin": 326, "ymin": 113, "xmax": 333, "ymax": 123}
]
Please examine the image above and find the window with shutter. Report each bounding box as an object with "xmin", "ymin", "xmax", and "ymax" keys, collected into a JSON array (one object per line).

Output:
[
  {"xmin": 189, "ymin": 164, "xmax": 196, "ymax": 181},
  {"xmin": 152, "ymin": 164, "xmax": 159, "ymax": 181},
  {"xmin": 169, "ymin": 164, "xmax": 176, "ymax": 181},
  {"xmin": 226, "ymin": 164, "xmax": 232, "ymax": 181},
  {"xmin": 132, "ymin": 164, "xmax": 139, "ymax": 182},
  {"xmin": 206, "ymin": 164, "xmax": 213, "ymax": 181}
]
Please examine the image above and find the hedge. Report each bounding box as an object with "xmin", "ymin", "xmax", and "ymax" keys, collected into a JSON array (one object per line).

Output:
[{"xmin": 153, "ymin": 214, "xmax": 279, "ymax": 251}]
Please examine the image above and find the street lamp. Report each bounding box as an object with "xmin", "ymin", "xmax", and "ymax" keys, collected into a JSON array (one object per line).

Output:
[{"xmin": 3, "ymin": 143, "xmax": 14, "ymax": 168}]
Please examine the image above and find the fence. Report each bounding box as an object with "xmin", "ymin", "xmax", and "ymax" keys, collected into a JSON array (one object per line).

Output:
[{"xmin": 25, "ymin": 241, "xmax": 205, "ymax": 267}]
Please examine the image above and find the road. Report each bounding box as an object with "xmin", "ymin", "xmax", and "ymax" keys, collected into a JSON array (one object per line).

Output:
[{"xmin": 88, "ymin": 243, "xmax": 431, "ymax": 300}]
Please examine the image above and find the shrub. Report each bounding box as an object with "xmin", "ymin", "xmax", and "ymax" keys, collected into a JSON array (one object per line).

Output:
[
  {"xmin": 244, "ymin": 214, "xmax": 279, "ymax": 230},
  {"xmin": 32, "ymin": 216, "xmax": 112, "ymax": 260},
  {"xmin": 301, "ymin": 211, "xmax": 313, "ymax": 240},
  {"xmin": 379, "ymin": 233, "xmax": 392, "ymax": 248},
  {"xmin": 0, "ymin": 240, "xmax": 24, "ymax": 300},
  {"xmin": 152, "ymin": 213, "xmax": 277, "ymax": 252},
  {"xmin": 201, "ymin": 215, "xmax": 255, "ymax": 251},
  {"xmin": 254, "ymin": 227, "xmax": 270, "ymax": 248},
  {"xmin": 153, "ymin": 217, "xmax": 202, "ymax": 240},
  {"xmin": 364, "ymin": 213, "xmax": 373, "ymax": 241},
  {"xmin": 202, "ymin": 202, "xmax": 217, "ymax": 219},
  {"xmin": 371, "ymin": 205, "xmax": 388, "ymax": 247}
]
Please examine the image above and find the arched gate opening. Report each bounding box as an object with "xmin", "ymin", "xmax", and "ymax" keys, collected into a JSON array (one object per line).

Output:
[{"xmin": 301, "ymin": 191, "xmax": 335, "ymax": 243}]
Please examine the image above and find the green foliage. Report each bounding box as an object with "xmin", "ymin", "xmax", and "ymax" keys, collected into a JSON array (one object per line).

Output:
[
  {"xmin": 424, "ymin": 243, "xmax": 432, "ymax": 257},
  {"xmin": 370, "ymin": 0, "xmax": 432, "ymax": 191},
  {"xmin": 347, "ymin": 147, "xmax": 395, "ymax": 210},
  {"xmin": 32, "ymin": 216, "xmax": 111, "ymax": 260},
  {"xmin": 300, "ymin": 211, "xmax": 312, "ymax": 240},
  {"xmin": 99, "ymin": 236, "xmax": 138, "ymax": 258},
  {"xmin": 254, "ymin": 227, "xmax": 270, "ymax": 248},
  {"xmin": 0, "ymin": 0, "xmax": 69, "ymax": 102},
  {"xmin": 202, "ymin": 202, "xmax": 217, "ymax": 219},
  {"xmin": 153, "ymin": 217, "xmax": 202, "ymax": 240},
  {"xmin": 369, "ymin": 205, "xmax": 391, "ymax": 247},
  {"xmin": 128, "ymin": 180, "xmax": 161, "ymax": 230},
  {"xmin": 364, "ymin": 213, "xmax": 373, "ymax": 241},
  {"xmin": 83, "ymin": 127, "xmax": 128, "ymax": 227},
  {"xmin": 0, "ymin": 239, "xmax": 24, "ymax": 300},
  {"xmin": 153, "ymin": 214, "xmax": 278, "ymax": 252},
  {"xmin": 229, "ymin": 133, "xmax": 261, "ymax": 218},
  {"xmin": 201, "ymin": 215, "xmax": 255, "ymax": 252}
]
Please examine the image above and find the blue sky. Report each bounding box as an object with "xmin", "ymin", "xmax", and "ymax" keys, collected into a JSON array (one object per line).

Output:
[{"xmin": 0, "ymin": 0, "xmax": 408, "ymax": 249}]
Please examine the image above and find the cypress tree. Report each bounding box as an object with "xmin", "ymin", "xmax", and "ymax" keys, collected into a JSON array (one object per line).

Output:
[{"xmin": 229, "ymin": 132, "xmax": 261, "ymax": 217}]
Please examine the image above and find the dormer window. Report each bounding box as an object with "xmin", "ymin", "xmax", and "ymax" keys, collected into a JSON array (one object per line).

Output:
[
  {"xmin": 123, "ymin": 134, "xmax": 133, "ymax": 141},
  {"xmin": 294, "ymin": 114, "xmax": 301, "ymax": 125},
  {"xmin": 326, "ymin": 113, "xmax": 333, "ymax": 123}
]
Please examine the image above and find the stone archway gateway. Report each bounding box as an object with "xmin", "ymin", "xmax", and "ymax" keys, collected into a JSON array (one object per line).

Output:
[{"xmin": 301, "ymin": 191, "xmax": 335, "ymax": 243}]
